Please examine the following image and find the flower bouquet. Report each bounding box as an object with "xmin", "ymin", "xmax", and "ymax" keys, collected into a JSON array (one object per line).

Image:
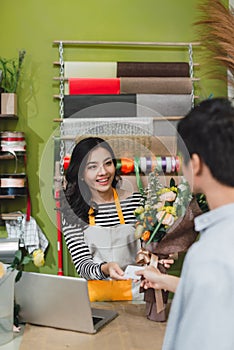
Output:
[{"xmin": 134, "ymin": 172, "xmax": 205, "ymax": 322}]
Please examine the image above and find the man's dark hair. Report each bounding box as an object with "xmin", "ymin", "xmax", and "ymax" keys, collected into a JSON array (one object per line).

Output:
[{"xmin": 177, "ymin": 97, "xmax": 234, "ymax": 186}]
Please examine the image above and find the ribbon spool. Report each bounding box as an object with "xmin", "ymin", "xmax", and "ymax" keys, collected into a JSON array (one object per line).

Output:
[
  {"xmin": 0, "ymin": 173, "xmax": 27, "ymax": 196},
  {"xmin": 62, "ymin": 155, "xmax": 181, "ymax": 175},
  {"xmin": 120, "ymin": 158, "xmax": 134, "ymax": 174},
  {"xmin": 0, "ymin": 146, "xmax": 27, "ymax": 196},
  {"xmin": 0, "ymin": 131, "xmax": 26, "ymax": 153}
]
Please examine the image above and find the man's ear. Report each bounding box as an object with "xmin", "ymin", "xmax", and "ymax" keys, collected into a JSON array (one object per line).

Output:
[{"xmin": 191, "ymin": 153, "xmax": 202, "ymax": 176}]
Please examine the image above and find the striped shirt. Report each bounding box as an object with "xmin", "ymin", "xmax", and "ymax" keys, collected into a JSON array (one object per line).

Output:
[{"xmin": 62, "ymin": 192, "xmax": 143, "ymax": 280}]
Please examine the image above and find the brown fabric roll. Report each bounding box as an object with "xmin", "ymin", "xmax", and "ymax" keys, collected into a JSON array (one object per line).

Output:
[
  {"xmin": 120, "ymin": 77, "xmax": 193, "ymax": 94},
  {"xmin": 117, "ymin": 62, "xmax": 190, "ymax": 77}
]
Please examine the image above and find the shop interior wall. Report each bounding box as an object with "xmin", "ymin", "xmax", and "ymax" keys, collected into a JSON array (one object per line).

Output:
[{"xmin": 0, "ymin": 0, "xmax": 228, "ymax": 276}]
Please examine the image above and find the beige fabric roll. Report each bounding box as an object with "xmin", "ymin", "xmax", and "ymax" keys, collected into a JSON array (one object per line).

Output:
[
  {"xmin": 64, "ymin": 62, "xmax": 117, "ymax": 94},
  {"xmin": 120, "ymin": 77, "xmax": 193, "ymax": 94}
]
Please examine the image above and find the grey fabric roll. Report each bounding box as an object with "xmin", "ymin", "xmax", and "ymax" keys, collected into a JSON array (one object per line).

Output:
[
  {"xmin": 136, "ymin": 94, "xmax": 192, "ymax": 117},
  {"xmin": 120, "ymin": 77, "xmax": 193, "ymax": 94}
]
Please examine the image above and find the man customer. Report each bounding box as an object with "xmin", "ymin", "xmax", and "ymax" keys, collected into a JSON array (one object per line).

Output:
[{"xmin": 136, "ymin": 97, "xmax": 234, "ymax": 349}]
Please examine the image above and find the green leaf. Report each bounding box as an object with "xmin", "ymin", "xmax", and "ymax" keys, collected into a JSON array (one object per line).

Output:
[
  {"xmin": 15, "ymin": 270, "xmax": 22, "ymax": 283},
  {"xmin": 170, "ymin": 177, "xmax": 175, "ymax": 187},
  {"xmin": 147, "ymin": 211, "xmax": 167, "ymax": 245},
  {"xmin": 22, "ymin": 256, "xmax": 32, "ymax": 265},
  {"xmin": 12, "ymin": 250, "xmax": 22, "ymax": 266},
  {"xmin": 15, "ymin": 250, "xmax": 22, "ymax": 261}
]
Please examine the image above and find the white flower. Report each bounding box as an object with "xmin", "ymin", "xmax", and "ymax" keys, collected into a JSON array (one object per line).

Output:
[
  {"xmin": 156, "ymin": 211, "xmax": 175, "ymax": 226},
  {"xmin": 135, "ymin": 224, "xmax": 144, "ymax": 239},
  {"xmin": 160, "ymin": 191, "xmax": 176, "ymax": 202}
]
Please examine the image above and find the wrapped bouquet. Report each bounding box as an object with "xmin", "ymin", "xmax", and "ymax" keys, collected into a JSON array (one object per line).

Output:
[{"xmin": 134, "ymin": 171, "xmax": 206, "ymax": 321}]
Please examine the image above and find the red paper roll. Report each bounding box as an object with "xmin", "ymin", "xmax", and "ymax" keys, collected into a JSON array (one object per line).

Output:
[{"xmin": 69, "ymin": 78, "xmax": 120, "ymax": 95}]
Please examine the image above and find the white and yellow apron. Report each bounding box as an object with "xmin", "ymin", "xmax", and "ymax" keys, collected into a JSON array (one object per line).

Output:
[{"xmin": 85, "ymin": 189, "xmax": 142, "ymax": 301}]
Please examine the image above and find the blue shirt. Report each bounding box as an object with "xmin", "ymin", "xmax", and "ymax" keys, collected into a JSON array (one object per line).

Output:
[{"xmin": 163, "ymin": 202, "xmax": 234, "ymax": 350}]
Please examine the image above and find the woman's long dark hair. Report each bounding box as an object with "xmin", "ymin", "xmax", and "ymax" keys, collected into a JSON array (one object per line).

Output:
[{"xmin": 62, "ymin": 137, "xmax": 118, "ymax": 225}]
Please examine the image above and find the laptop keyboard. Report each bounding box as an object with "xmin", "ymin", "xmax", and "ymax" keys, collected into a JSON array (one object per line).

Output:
[{"xmin": 92, "ymin": 316, "xmax": 104, "ymax": 325}]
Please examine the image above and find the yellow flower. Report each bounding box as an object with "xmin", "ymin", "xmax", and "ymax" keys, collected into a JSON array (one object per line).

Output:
[
  {"xmin": 157, "ymin": 205, "xmax": 176, "ymax": 216},
  {"xmin": 144, "ymin": 204, "xmax": 151, "ymax": 211},
  {"xmin": 0, "ymin": 261, "xmax": 6, "ymax": 278},
  {"xmin": 165, "ymin": 206, "xmax": 177, "ymax": 216},
  {"xmin": 32, "ymin": 249, "xmax": 45, "ymax": 267},
  {"xmin": 134, "ymin": 206, "xmax": 145, "ymax": 215},
  {"xmin": 157, "ymin": 187, "xmax": 176, "ymax": 195}
]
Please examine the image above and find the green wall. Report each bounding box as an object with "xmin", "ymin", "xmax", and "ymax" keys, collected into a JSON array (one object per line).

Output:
[{"xmin": 0, "ymin": 0, "xmax": 228, "ymax": 275}]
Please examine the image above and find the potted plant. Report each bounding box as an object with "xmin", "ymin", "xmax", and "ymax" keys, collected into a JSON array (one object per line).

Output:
[{"xmin": 0, "ymin": 50, "xmax": 26, "ymax": 115}]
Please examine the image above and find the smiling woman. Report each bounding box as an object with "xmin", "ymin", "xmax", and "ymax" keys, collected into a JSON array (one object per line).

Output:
[{"xmin": 61, "ymin": 136, "xmax": 145, "ymax": 300}]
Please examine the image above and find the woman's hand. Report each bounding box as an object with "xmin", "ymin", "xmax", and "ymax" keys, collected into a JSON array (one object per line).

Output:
[{"xmin": 101, "ymin": 262, "xmax": 126, "ymax": 280}]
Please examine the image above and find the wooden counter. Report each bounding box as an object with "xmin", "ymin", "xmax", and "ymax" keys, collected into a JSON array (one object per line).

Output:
[{"xmin": 19, "ymin": 301, "xmax": 168, "ymax": 350}]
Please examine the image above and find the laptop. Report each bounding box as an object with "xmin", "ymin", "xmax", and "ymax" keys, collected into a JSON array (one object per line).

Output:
[{"xmin": 14, "ymin": 271, "xmax": 118, "ymax": 334}]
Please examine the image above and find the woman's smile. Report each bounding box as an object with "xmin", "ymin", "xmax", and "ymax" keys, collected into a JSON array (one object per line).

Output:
[{"xmin": 96, "ymin": 177, "xmax": 110, "ymax": 185}]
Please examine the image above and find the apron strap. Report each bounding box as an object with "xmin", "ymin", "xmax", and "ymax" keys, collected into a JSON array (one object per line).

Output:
[{"xmin": 88, "ymin": 188, "xmax": 125, "ymax": 226}]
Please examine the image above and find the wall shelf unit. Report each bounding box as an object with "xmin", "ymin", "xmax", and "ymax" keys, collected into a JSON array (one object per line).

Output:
[{"xmin": 52, "ymin": 39, "xmax": 200, "ymax": 276}]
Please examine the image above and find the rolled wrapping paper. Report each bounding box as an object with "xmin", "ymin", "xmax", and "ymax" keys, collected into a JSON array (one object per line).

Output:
[
  {"xmin": 136, "ymin": 94, "xmax": 192, "ymax": 117},
  {"xmin": 63, "ymin": 94, "xmax": 137, "ymax": 118},
  {"xmin": 69, "ymin": 78, "xmax": 120, "ymax": 95},
  {"xmin": 0, "ymin": 131, "xmax": 26, "ymax": 152},
  {"xmin": 65, "ymin": 61, "xmax": 117, "ymax": 78},
  {"xmin": 117, "ymin": 62, "xmax": 190, "ymax": 77},
  {"xmin": 120, "ymin": 77, "xmax": 193, "ymax": 94},
  {"xmin": 64, "ymin": 61, "xmax": 117, "ymax": 94}
]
